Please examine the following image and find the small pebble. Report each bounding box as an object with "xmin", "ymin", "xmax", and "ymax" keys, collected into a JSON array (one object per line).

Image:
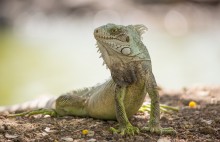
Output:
[
  {"xmin": 199, "ymin": 126, "xmax": 215, "ymax": 134},
  {"xmin": 44, "ymin": 115, "xmax": 51, "ymax": 118},
  {"xmin": 87, "ymin": 131, "xmax": 95, "ymax": 137},
  {"xmin": 0, "ymin": 125, "xmax": 5, "ymax": 133},
  {"xmin": 157, "ymin": 137, "xmax": 171, "ymax": 142},
  {"xmin": 201, "ymin": 119, "xmax": 212, "ymax": 125},
  {"xmin": 107, "ymin": 121, "xmax": 115, "ymax": 124},
  {"xmin": 87, "ymin": 138, "xmax": 96, "ymax": 142},
  {"xmin": 44, "ymin": 127, "xmax": 51, "ymax": 132},
  {"xmin": 41, "ymin": 132, "xmax": 48, "ymax": 136},
  {"xmin": 5, "ymin": 133, "xmax": 18, "ymax": 139},
  {"xmin": 214, "ymin": 117, "xmax": 220, "ymax": 123},
  {"xmin": 61, "ymin": 137, "xmax": 73, "ymax": 141}
]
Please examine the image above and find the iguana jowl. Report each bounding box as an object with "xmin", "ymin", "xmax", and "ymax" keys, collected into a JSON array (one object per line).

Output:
[{"xmin": 0, "ymin": 23, "xmax": 175, "ymax": 135}]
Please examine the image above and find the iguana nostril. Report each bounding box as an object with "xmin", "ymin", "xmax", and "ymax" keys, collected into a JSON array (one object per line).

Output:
[
  {"xmin": 126, "ymin": 36, "xmax": 130, "ymax": 42},
  {"xmin": 95, "ymin": 30, "xmax": 98, "ymax": 33}
]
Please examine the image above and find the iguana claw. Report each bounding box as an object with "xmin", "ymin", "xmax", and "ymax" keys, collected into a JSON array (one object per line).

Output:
[
  {"xmin": 142, "ymin": 126, "xmax": 176, "ymax": 135},
  {"xmin": 110, "ymin": 123, "xmax": 140, "ymax": 136}
]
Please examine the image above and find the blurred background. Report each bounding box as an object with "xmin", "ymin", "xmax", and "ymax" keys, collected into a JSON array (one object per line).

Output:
[{"xmin": 0, "ymin": 0, "xmax": 220, "ymax": 105}]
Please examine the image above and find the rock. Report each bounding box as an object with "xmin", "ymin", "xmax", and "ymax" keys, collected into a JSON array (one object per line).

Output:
[
  {"xmin": 87, "ymin": 130, "xmax": 95, "ymax": 137},
  {"xmin": 201, "ymin": 119, "xmax": 213, "ymax": 125},
  {"xmin": 178, "ymin": 139, "xmax": 187, "ymax": 142},
  {"xmin": 44, "ymin": 127, "xmax": 57, "ymax": 133},
  {"xmin": 44, "ymin": 127, "xmax": 51, "ymax": 132},
  {"xmin": 5, "ymin": 133, "xmax": 18, "ymax": 139},
  {"xmin": 0, "ymin": 125, "xmax": 6, "ymax": 133},
  {"xmin": 157, "ymin": 137, "xmax": 171, "ymax": 142},
  {"xmin": 107, "ymin": 121, "xmax": 115, "ymax": 124},
  {"xmin": 199, "ymin": 126, "xmax": 215, "ymax": 134},
  {"xmin": 41, "ymin": 132, "xmax": 48, "ymax": 136},
  {"xmin": 214, "ymin": 117, "xmax": 220, "ymax": 123},
  {"xmin": 87, "ymin": 138, "xmax": 96, "ymax": 142},
  {"xmin": 205, "ymin": 139, "xmax": 213, "ymax": 142},
  {"xmin": 44, "ymin": 115, "xmax": 51, "ymax": 118},
  {"xmin": 194, "ymin": 111, "xmax": 200, "ymax": 115},
  {"xmin": 61, "ymin": 137, "xmax": 74, "ymax": 141}
]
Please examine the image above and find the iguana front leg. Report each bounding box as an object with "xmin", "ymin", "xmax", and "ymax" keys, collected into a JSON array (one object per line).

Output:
[
  {"xmin": 110, "ymin": 85, "xmax": 139, "ymax": 135},
  {"xmin": 142, "ymin": 72, "xmax": 176, "ymax": 135}
]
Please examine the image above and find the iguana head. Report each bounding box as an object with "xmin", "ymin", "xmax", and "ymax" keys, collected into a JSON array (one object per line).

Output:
[{"xmin": 94, "ymin": 23, "xmax": 150, "ymax": 69}]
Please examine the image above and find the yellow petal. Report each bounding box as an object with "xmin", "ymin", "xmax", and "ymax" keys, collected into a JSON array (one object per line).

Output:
[
  {"xmin": 189, "ymin": 101, "xmax": 197, "ymax": 108},
  {"xmin": 82, "ymin": 129, "xmax": 89, "ymax": 135}
]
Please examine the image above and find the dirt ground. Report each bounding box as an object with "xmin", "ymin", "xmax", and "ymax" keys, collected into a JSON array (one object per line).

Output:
[{"xmin": 0, "ymin": 86, "xmax": 220, "ymax": 142}]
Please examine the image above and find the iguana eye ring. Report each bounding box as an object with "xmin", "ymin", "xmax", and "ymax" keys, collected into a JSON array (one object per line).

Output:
[{"xmin": 121, "ymin": 47, "xmax": 131, "ymax": 55}]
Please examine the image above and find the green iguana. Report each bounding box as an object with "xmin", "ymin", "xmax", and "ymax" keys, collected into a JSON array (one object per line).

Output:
[{"xmin": 0, "ymin": 23, "xmax": 176, "ymax": 135}]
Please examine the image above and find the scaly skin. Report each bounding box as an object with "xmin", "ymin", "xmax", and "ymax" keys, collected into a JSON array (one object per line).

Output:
[{"xmin": 3, "ymin": 23, "xmax": 176, "ymax": 136}]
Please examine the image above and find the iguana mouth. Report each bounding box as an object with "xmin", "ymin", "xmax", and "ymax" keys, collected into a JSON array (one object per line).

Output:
[
  {"xmin": 94, "ymin": 31, "xmax": 129, "ymax": 43},
  {"xmin": 95, "ymin": 35, "xmax": 115, "ymax": 40}
]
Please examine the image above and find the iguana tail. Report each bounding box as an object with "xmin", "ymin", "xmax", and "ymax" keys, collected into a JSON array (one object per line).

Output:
[{"xmin": 0, "ymin": 96, "xmax": 57, "ymax": 113}]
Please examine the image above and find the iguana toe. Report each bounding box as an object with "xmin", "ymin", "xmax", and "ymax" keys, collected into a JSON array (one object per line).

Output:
[
  {"xmin": 142, "ymin": 126, "xmax": 176, "ymax": 135},
  {"xmin": 110, "ymin": 124, "xmax": 140, "ymax": 136}
]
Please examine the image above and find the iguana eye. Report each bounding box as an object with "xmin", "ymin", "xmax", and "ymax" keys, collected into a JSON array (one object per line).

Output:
[{"xmin": 111, "ymin": 28, "xmax": 117, "ymax": 33}]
